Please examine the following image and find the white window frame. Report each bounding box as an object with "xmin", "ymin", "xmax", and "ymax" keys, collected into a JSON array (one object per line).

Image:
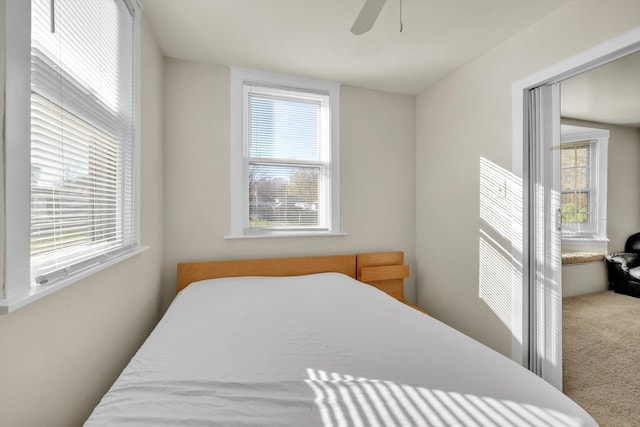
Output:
[
  {"xmin": 560, "ymin": 124, "xmax": 609, "ymax": 252},
  {"xmin": 1, "ymin": 0, "xmax": 146, "ymax": 314},
  {"xmin": 228, "ymin": 67, "xmax": 343, "ymax": 238}
]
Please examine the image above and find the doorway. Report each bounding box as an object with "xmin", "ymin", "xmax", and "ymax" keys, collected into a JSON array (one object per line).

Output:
[
  {"xmin": 511, "ymin": 28, "xmax": 640, "ymax": 390},
  {"xmin": 560, "ymin": 52, "xmax": 640, "ymax": 425}
]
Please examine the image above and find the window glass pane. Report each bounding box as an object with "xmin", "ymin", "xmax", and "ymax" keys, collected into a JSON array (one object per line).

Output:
[
  {"xmin": 32, "ymin": 0, "xmax": 124, "ymax": 112},
  {"xmin": 561, "ymin": 193, "xmax": 576, "ymax": 223},
  {"xmin": 559, "ymin": 128, "xmax": 607, "ymax": 239},
  {"xmin": 242, "ymin": 81, "xmax": 334, "ymax": 234},
  {"xmin": 561, "ymin": 147, "xmax": 575, "ymax": 168},
  {"xmin": 561, "ymin": 143, "xmax": 593, "ymax": 227},
  {"xmin": 561, "ymin": 168, "xmax": 576, "ymax": 191},
  {"xmin": 561, "ymin": 192, "xmax": 590, "ymax": 224},
  {"xmin": 576, "ymin": 167, "xmax": 588, "ymax": 189},
  {"xmin": 248, "ymin": 163, "xmax": 325, "ymax": 229},
  {"xmin": 576, "ymin": 146, "xmax": 589, "ymax": 167},
  {"xmin": 31, "ymin": 95, "xmax": 119, "ymax": 268},
  {"xmin": 575, "ymin": 192, "xmax": 589, "ymax": 223},
  {"xmin": 248, "ymin": 94, "xmax": 320, "ymax": 161}
]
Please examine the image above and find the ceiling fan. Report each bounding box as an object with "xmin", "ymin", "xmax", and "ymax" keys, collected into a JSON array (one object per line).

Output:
[{"xmin": 351, "ymin": 0, "xmax": 388, "ymax": 35}]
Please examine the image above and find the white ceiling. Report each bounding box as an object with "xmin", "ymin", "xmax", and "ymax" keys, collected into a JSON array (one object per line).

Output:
[
  {"xmin": 142, "ymin": 0, "xmax": 570, "ymax": 95},
  {"xmin": 561, "ymin": 51, "xmax": 640, "ymax": 127},
  {"xmin": 143, "ymin": 0, "xmax": 640, "ymax": 127}
]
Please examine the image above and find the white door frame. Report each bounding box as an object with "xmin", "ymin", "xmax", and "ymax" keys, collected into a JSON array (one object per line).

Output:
[
  {"xmin": 527, "ymin": 83, "xmax": 563, "ymax": 388},
  {"xmin": 511, "ymin": 27, "xmax": 640, "ymax": 387}
]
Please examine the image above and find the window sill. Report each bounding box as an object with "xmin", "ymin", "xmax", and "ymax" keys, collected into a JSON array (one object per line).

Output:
[
  {"xmin": 562, "ymin": 237, "xmax": 609, "ymax": 243},
  {"xmin": 225, "ymin": 232, "xmax": 348, "ymax": 240},
  {"xmin": 561, "ymin": 252, "xmax": 605, "ymax": 265},
  {"xmin": 0, "ymin": 246, "xmax": 149, "ymax": 314},
  {"xmin": 561, "ymin": 238, "xmax": 609, "ymax": 254}
]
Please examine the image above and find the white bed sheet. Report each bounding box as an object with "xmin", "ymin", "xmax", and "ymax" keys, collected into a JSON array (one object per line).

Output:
[{"xmin": 85, "ymin": 273, "xmax": 597, "ymax": 426}]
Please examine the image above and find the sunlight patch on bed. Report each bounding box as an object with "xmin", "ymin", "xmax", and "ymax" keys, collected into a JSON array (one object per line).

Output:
[{"xmin": 305, "ymin": 368, "xmax": 585, "ymax": 427}]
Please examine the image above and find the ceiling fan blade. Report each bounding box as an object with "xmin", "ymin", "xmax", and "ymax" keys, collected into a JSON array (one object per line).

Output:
[{"xmin": 351, "ymin": 0, "xmax": 387, "ymax": 35}]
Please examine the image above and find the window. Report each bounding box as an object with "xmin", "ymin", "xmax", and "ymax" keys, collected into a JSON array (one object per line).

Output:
[
  {"xmin": 230, "ymin": 68, "xmax": 341, "ymax": 237},
  {"xmin": 2, "ymin": 0, "xmax": 143, "ymax": 312},
  {"xmin": 560, "ymin": 125, "xmax": 609, "ymax": 243},
  {"xmin": 561, "ymin": 143, "xmax": 591, "ymax": 225}
]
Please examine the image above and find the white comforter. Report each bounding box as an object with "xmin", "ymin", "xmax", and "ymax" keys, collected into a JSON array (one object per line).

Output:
[{"xmin": 85, "ymin": 273, "xmax": 597, "ymax": 426}]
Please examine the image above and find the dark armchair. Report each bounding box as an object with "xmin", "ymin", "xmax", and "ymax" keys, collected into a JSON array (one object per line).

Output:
[{"xmin": 605, "ymin": 232, "xmax": 640, "ymax": 297}]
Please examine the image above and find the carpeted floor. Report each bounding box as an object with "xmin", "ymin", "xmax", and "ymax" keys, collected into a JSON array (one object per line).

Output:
[{"xmin": 563, "ymin": 291, "xmax": 640, "ymax": 427}]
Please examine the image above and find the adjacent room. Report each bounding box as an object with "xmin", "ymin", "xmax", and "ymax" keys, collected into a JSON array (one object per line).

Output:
[
  {"xmin": 1, "ymin": 0, "xmax": 639, "ymax": 426},
  {"xmin": 559, "ymin": 51, "xmax": 640, "ymax": 426}
]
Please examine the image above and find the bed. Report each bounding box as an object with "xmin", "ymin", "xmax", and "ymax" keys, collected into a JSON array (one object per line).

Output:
[{"xmin": 85, "ymin": 252, "xmax": 597, "ymax": 426}]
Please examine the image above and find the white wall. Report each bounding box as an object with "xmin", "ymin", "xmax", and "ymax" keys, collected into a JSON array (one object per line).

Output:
[
  {"xmin": 416, "ymin": 1, "xmax": 640, "ymax": 356},
  {"xmin": 162, "ymin": 58, "xmax": 416, "ymax": 309},
  {"xmin": 562, "ymin": 262, "xmax": 608, "ymax": 297},
  {"xmin": 0, "ymin": 16, "xmax": 165, "ymax": 427},
  {"xmin": 605, "ymin": 124, "xmax": 640, "ymax": 251}
]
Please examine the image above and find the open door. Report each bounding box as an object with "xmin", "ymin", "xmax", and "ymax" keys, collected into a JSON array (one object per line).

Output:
[{"xmin": 527, "ymin": 83, "xmax": 563, "ymax": 390}]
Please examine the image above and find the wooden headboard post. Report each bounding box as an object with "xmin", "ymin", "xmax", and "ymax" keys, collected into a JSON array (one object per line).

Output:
[{"xmin": 356, "ymin": 251, "xmax": 410, "ymax": 301}]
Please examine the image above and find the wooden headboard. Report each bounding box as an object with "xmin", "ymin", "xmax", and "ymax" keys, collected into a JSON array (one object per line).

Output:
[
  {"xmin": 177, "ymin": 254, "xmax": 356, "ymax": 293},
  {"xmin": 177, "ymin": 251, "xmax": 426, "ymax": 314},
  {"xmin": 177, "ymin": 251, "xmax": 408, "ymax": 295}
]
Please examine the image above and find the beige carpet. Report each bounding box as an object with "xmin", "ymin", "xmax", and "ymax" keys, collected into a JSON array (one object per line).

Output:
[{"xmin": 563, "ymin": 291, "xmax": 640, "ymax": 427}]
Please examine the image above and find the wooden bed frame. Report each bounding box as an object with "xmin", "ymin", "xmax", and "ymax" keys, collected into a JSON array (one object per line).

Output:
[{"xmin": 177, "ymin": 251, "xmax": 426, "ymax": 313}]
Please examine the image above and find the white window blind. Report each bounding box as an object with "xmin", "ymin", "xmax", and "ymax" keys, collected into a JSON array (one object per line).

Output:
[
  {"xmin": 30, "ymin": 0, "xmax": 137, "ymax": 285},
  {"xmin": 245, "ymin": 84, "xmax": 331, "ymax": 232}
]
